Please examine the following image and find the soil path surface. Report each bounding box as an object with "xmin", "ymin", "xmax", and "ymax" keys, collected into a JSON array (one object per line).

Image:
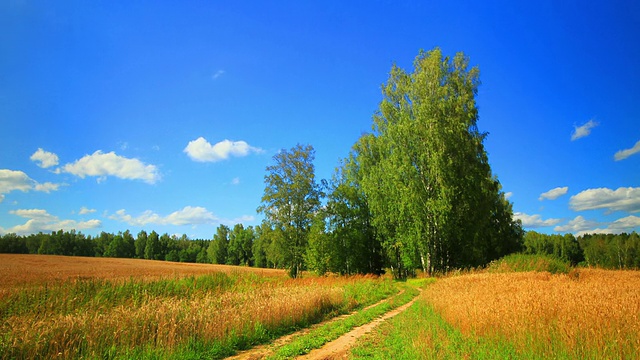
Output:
[
  {"xmin": 297, "ymin": 289, "xmax": 422, "ymax": 360},
  {"xmin": 227, "ymin": 291, "xmax": 407, "ymax": 360}
]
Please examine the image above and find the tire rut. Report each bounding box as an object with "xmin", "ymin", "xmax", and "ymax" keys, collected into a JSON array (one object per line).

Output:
[
  {"xmin": 296, "ymin": 288, "xmax": 422, "ymax": 360},
  {"xmin": 226, "ymin": 290, "xmax": 406, "ymax": 360}
]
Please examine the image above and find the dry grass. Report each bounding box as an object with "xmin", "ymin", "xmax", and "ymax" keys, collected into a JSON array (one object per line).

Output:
[
  {"xmin": 421, "ymin": 269, "xmax": 640, "ymax": 357},
  {"xmin": 0, "ymin": 255, "xmax": 392, "ymax": 359},
  {"xmin": 0, "ymin": 254, "xmax": 285, "ymax": 290}
]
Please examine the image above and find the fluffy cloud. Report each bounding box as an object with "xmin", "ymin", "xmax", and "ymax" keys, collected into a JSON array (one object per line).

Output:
[
  {"xmin": 58, "ymin": 151, "xmax": 160, "ymax": 184},
  {"xmin": 0, "ymin": 169, "xmax": 63, "ymax": 200},
  {"xmin": 571, "ymin": 119, "xmax": 598, "ymax": 141},
  {"xmin": 1, "ymin": 209, "xmax": 101, "ymax": 235},
  {"xmin": 110, "ymin": 206, "xmax": 218, "ymax": 226},
  {"xmin": 79, "ymin": 206, "xmax": 97, "ymax": 215},
  {"xmin": 614, "ymin": 140, "xmax": 640, "ymax": 161},
  {"xmin": 539, "ymin": 186, "xmax": 568, "ymax": 201},
  {"xmin": 34, "ymin": 182, "xmax": 62, "ymax": 193},
  {"xmin": 0, "ymin": 169, "xmax": 33, "ymax": 195},
  {"xmin": 184, "ymin": 137, "xmax": 263, "ymax": 162},
  {"xmin": 30, "ymin": 148, "xmax": 59, "ymax": 168},
  {"xmin": 569, "ymin": 187, "xmax": 640, "ymax": 213},
  {"xmin": 575, "ymin": 215, "xmax": 640, "ymax": 237},
  {"xmin": 110, "ymin": 206, "xmax": 254, "ymax": 227},
  {"xmin": 553, "ymin": 215, "xmax": 599, "ymax": 233},
  {"xmin": 513, "ymin": 212, "xmax": 562, "ymax": 228}
]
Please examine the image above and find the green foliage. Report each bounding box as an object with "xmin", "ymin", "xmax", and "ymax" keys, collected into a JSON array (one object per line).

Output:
[
  {"xmin": 355, "ymin": 48, "xmax": 521, "ymax": 277},
  {"xmin": 304, "ymin": 213, "xmax": 333, "ymax": 275},
  {"xmin": 523, "ymin": 231, "xmax": 584, "ymax": 265},
  {"xmin": 487, "ymin": 253, "xmax": 571, "ymax": 274},
  {"xmin": 257, "ymin": 144, "xmax": 323, "ymax": 278},
  {"xmin": 579, "ymin": 232, "xmax": 640, "ymax": 269},
  {"xmin": 324, "ymin": 157, "xmax": 384, "ymax": 275}
]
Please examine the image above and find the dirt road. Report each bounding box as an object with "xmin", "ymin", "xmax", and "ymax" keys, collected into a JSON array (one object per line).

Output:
[
  {"xmin": 297, "ymin": 290, "xmax": 422, "ymax": 359},
  {"xmin": 227, "ymin": 289, "xmax": 421, "ymax": 360}
]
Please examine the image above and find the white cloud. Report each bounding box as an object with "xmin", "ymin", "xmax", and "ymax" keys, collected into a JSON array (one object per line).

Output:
[
  {"xmin": 571, "ymin": 119, "xmax": 598, "ymax": 141},
  {"xmin": 614, "ymin": 140, "xmax": 640, "ymax": 161},
  {"xmin": 0, "ymin": 169, "xmax": 63, "ymax": 199},
  {"xmin": 575, "ymin": 215, "xmax": 640, "ymax": 237},
  {"xmin": 0, "ymin": 169, "xmax": 33, "ymax": 194},
  {"xmin": 504, "ymin": 192, "xmax": 513, "ymax": 199},
  {"xmin": 30, "ymin": 148, "xmax": 59, "ymax": 168},
  {"xmin": 34, "ymin": 182, "xmax": 62, "ymax": 193},
  {"xmin": 569, "ymin": 187, "xmax": 640, "ymax": 213},
  {"xmin": 110, "ymin": 206, "xmax": 218, "ymax": 226},
  {"xmin": 184, "ymin": 137, "xmax": 263, "ymax": 162},
  {"xmin": 1, "ymin": 209, "xmax": 101, "ymax": 235},
  {"xmin": 58, "ymin": 151, "xmax": 160, "ymax": 184},
  {"xmin": 213, "ymin": 70, "xmax": 225, "ymax": 79},
  {"xmin": 513, "ymin": 212, "xmax": 562, "ymax": 228},
  {"xmin": 110, "ymin": 206, "xmax": 255, "ymax": 227},
  {"xmin": 553, "ymin": 215, "xmax": 599, "ymax": 233},
  {"xmin": 231, "ymin": 177, "xmax": 240, "ymax": 185},
  {"xmin": 539, "ymin": 186, "xmax": 568, "ymax": 201},
  {"xmin": 79, "ymin": 206, "xmax": 97, "ymax": 215}
]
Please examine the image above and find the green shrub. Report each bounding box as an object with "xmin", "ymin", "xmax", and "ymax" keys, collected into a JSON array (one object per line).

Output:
[{"xmin": 487, "ymin": 253, "xmax": 571, "ymax": 274}]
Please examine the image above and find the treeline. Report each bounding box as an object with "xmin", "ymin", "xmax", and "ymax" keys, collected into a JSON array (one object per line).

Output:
[
  {"xmin": 0, "ymin": 229, "xmax": 210, "ymax": 263},
  {"xmin": 523, "ymin": 231, "xmax": 640, "ymax": 269}
]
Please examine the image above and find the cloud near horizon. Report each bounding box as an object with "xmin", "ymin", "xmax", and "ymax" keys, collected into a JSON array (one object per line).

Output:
[
  {"xmin": 571, "ymin": 119, "xmax": 598, "ymax": 141},
  {"xmin": 110, "ymin": 206, "xmax": 254, "ymax": 227},
  {"xmin": 569, "ymin": 187, "xmax": 640, "ymax": 213},
  {"xmin": 539, "ymin": 186, "xmax": 568, "ymax": 201},
  {"xmin": 614, "ymin": 140, "xmax": 640, "ymax": 161},
  {"xmin": 0, "ymin": 209, "xmax": 101, "ymax": 235},
  {"xmin": 184, "ymin": 137, "xmax": 263, "ymax": 162},
  {"xmin": 574, "ymin": 215, "xmax": 640, "ymax": 237},
  {"xmin": 57, "ymin": 151, "xmax": 160, "ymax": 184},
  {"xmin": 513, "ymin": 212, "xmax": 562, "ymax": 228}
]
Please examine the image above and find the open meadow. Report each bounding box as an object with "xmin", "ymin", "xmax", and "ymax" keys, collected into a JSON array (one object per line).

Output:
[
  {"xmin": 352, "ymin": 268, "xmax": 640, "ymax": 359},
  {"xmin": 0, "ymin": 255, "xmax": 397, "ymax": 359}
]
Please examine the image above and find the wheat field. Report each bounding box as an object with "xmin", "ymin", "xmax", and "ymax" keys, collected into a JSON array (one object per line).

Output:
[
  {"xmin": 0, "ymin": 255, "xmax": 394, "ymax": 359},
  {"xmin": 421, "ymin": 268, "xmax": 640, "ymax": 358}
]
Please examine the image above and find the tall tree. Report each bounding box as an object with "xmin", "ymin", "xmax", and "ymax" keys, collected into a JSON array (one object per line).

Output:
[
  {"xmin": 257, "ymin": 144, "xmax": 323, "ymax": 278},
  {"xmin": 325, "ymin": 156, "xmax": 383, "ymax": 275},
  {"xmin": 356, "ymin": 48, "xmax": 521, "ymax": 277},
  {"xmin": 208, "ymin": 224, "xmax": 230, "ymax": 264}
]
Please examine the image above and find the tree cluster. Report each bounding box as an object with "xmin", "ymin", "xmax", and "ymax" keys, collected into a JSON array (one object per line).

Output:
[
  {"xmin": 257, "ymin": 48, "xmax": 523, "ymax": 278},
  {"xmin": 522, "ymin": 230, "xmax": 640, "ymax": 269}
]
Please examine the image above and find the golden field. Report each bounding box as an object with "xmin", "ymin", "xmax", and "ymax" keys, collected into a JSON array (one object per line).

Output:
[
  {"xmin": 0, "ymin": 254, "xmax": 285, "ymax": 289},
  {"xmin": 0, "ymin": 255, "xmax": 394, "ymax": 359},
  {"xmin": 421, "ymin": 268, "xmax": 640, "ymax": 357}
]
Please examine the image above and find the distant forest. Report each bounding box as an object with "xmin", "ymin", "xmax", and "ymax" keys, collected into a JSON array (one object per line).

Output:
[{"xmin": 0, "ymin": 228, "xmax": 638, "ymax": 271}]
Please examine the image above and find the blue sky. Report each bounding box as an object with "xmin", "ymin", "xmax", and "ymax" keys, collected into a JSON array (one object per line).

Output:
[{"xmin": 1, "ymin": 1, "xmax": 639, "ymax": 239}]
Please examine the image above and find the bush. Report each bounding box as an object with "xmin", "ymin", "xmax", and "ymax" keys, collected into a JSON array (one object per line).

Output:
[{"xmin": 487, "ymin": 253, "xmax": 570, "ymax": 274}]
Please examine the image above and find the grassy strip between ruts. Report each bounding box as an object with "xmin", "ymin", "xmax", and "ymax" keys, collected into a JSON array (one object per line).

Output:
[
  {"xmin": 350, "ymin": 296, "xmax": 525, "ymax": 360},
  {"xmin": 263, "ymin": 279, "xmax": 430, "ymax": 360}
]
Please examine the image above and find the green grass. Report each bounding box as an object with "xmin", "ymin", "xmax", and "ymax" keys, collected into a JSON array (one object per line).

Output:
[
  {"xmin": 264, "ymin": 280, "xmax": 426, "ymax": 360},
  {"xmin": 486, "ymin": 253, "xmax": 571, "ymax": 274},
  {"xmin": 350, "ymin": 298, "xmax": 526, "ymax": 359}
]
